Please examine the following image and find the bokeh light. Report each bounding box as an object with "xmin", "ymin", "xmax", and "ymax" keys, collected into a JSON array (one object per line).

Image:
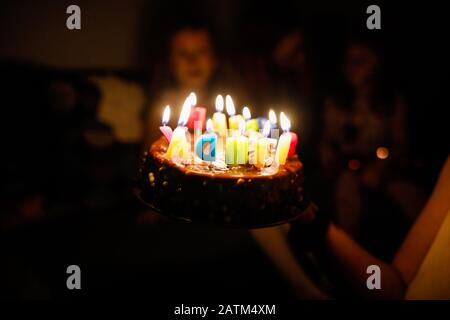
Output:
[{"xmin": 376, "ymin": 147, "xmax": 389, "ymax": 160}]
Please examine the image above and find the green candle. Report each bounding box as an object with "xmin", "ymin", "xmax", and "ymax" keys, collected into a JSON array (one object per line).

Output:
[
  {"xmin": 242, "ymin": 106, "xmax": 259, "ymax": 132},
  {"xmin": 225, "ymin": 119, "xmax": 249, "ymax": 165},
  {"xmin": 225, "ymin": 136, "xmax": 237, "ymax": 165},
  {"xmin": 236, "ymin": 135, "xmax": 249, "ymax": 164}
]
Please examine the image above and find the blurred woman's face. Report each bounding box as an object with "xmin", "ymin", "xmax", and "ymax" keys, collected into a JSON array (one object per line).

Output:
[
  {"xmin": 170, "ymin": 29, "xmax": 215, "ymax": 90},
  {"xmin": 273, "ymin": 31, "xmax": 306, "ymax": 70},
  {"xmin": 344, "ymin": 44, "xmax": 378, "ymax": 87}
]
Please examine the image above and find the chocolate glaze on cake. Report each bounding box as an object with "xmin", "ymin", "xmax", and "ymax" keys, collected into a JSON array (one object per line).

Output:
[{"xmin": 136, "ymin": 137, "xmax": 308, "ymax": 228}]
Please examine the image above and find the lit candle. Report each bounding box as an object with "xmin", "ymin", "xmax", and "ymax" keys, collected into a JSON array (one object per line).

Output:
[
  {"xmin": 226, "ymin": 95, "xmax": 244, "ymax": 131},
  {"xmin": 275, "ymin": 112, "xmax": 292, "ymax": 165},
  {"xmin": 159, "ymin": 105, "xmax": 173, "ymax": 143},
  {"xmin": 165, "ymin": 95, "xmax": 193, "ymax": 161},
  {"xmin": 288, "ymin": 132, "xmax": 298, "ymax": 157},
  {"xmin": 212, "ymin": 94, "xmax": 227, "ymax": 136},
  {"xmin": 237, "ymin": 119, "xmax": 249, "ymax": 164},
  {"xmin": 186, "ymin": 92, "xmax": 206, "ymax": 130},
  {"xmin": 256, "ymin": 116, "xmax": 267, "ymax": 130},
  {"xmin": 268, "ymin": 109, "xmax": 278, "ymax": 129},
  {"xmin": 194, "ymin": 119, "xmax": 217, "ymax": 161},
  {"xmin": 242, "ymin": 106, "xmax": 259, "ymax": 132},
  {"xmin": 255, "ymin": 120, "xmax": 278, "ymax": 168},
  {"xmin": 226, "ymin": 119, "xmax": 249, "ymax": 165}
]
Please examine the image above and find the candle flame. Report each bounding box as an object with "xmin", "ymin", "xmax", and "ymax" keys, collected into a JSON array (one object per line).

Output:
[
  {"xmin": 162, "ymin": 105, "xmax": 170, "ymax": 125},
  {"xmin": 262, "ymin": 119, "xmax": 271, "ymax": 137},
  {"xmin": 189, "ymin": 92, "xmax": 197, "ymax": 106},
  {"xmin": 242, "ymin": 106, "xmax": 251, "ymax": 120},
  {"xmin": 280, "ymin": 112, "xmax": 291, "ymax": 132},
  {"xmin": 206, "ymin": 118, "xmax": 213, "ymax": 132},
  {"xmin": 269, "ymin": 109, "xmax": 277, "ymax": 125},
  {"xmin": 178, "ymin": 95, "xmax": 193, "ymax": 126},
  {"xmin": 238, "ymin": 118, "xmax": 246, "ymax": 135},
  {"xmin": 225, "ymin": 95, "xmax": 235, "ymax": 116},
  {"xmin": 215, "ymin": 94, "xmax": 224, "ymax": 112}
]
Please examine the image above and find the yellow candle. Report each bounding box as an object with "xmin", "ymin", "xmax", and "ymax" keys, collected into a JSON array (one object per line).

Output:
[
  {"xmin": 229, "ymin": 115, "xmax": 244, "ymax": 131},
  {"xmin": 242, "ymin": 106, "xmax": 259, "ymax": 132},
  {"xmin": 165, "ymin": 95, "xmax": 193, "ymax": 161},
  {"xmin": 165, "ymin": 126, "xmax": 189, "ymax": 160},
  {"xmin": 212, "ymin": 94, "xmax": 227, "ymax": 136},
  {"xmin": 255, "ymin": 121, "xmax": 277, "ymax": 168},
  {"xmin": 225, "ymin": 94, "xmax": 243, "ymax": 131},
  {"xmin": 275, "ymin": 112, "xmax": 292, "ymax": 165}
]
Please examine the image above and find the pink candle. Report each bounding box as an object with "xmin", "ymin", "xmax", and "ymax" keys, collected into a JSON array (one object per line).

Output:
[
  {"xmin": 288, "ymin": 132, "xmax": 298, "ymax": 157},
  {"xmin": 159, "ymin": 105, "xmax": 173, "ymax": 143},
  {"xmin": 160, "ymin": 126, "xmax": 173, "ymax": 143}
]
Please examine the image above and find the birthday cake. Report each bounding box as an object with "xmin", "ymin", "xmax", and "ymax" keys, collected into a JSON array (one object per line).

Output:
[
  {"xmin": 135, "ymin": 93, "xmax": 308, "ymax": 228},
  {"xmin": 136, "ymin": 137, "xmax": 307, "ymax": 228}
]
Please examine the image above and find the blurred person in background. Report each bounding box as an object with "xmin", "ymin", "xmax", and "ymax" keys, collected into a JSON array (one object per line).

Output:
[
  {"xmin": 234, "ymin": 15, "xmax": 325, "ymax": 223},
  {"xmin": 319, "ymin": 37, "xmax": 425, "ymax": 256},
  {"xmin": 269, "ymin": 27, "xmax": 313, "ymax": 110},
  {"xmin": 144, "ymin": 21, "xmax": 242, "ymax": 147},
  {"xmin": 266, "ymin": 25, "xmax": 317, "ymax": 168},
  {"xmin": 235, "ymin": 11, "xmax": 316, "ymax": 159}
]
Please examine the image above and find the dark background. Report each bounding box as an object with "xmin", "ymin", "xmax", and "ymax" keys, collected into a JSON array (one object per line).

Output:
[{"xmin": 0, "ymin": 0, "xmax": 448, "ymax": 300}]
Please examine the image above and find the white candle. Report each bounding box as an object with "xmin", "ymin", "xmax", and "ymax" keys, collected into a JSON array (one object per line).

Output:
[
  {"xmin": 269, "ymin": 109, "xmax": 277, "ymax": 129},
  {"xmin": 236, "ymin": 119, "xmax": 249, "ymax": 164}
]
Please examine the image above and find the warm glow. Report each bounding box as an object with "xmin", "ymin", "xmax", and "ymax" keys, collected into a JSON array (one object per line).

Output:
[
  {"xmin": 225, "ymin": 95, "xmax": 235, "ymax": 116},
  {"xmin": 206, "ymin": 118, "xmax": 213, "ymax": 132},
  {"xmin": 242, "ymin": 106, "xmax": 251, "ymax": 120},
  {"xmin": 262, "ymin": 119, "xmax": 271, "ymax": 137},
  {"xmin": 189, "ymin": 92, "xmax": 197, "ymax": 106},
  {"xmin": 178, "ymin": 95, "xmax": 193, "ymax": 126},
  {"xmin": 238, "ymin": 118, "xmax": 246, "ymax": 135},
  {"xmin": 269, "ymin": 109, "xmax": 277, "ymax": 125},
  {"xmin": 215, "ymin": 94, "xmax": 224, "ymax": 112},
  {"xmin": 376, "ymin": 147, "xmax": 389, "ymax": 159},
  {"xmin": 348, "ymin": 159, "xmax": 361, "ymax": 171},
  {"xmin": 279, "ymin": 112, "xmax": 291, "ymax": 132},
  {"xmin": 162, "ymin": 105, "xmax": 170, "ymax": 126}
]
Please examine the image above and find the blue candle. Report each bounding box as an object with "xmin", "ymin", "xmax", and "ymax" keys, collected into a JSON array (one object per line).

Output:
[
  {"xmin": 195, "ymin": 119, "xmax": 217, "ymax": 161},
  {"xmin": 257, "ymin": 117, "xmax": 268, "ymax": 130}
]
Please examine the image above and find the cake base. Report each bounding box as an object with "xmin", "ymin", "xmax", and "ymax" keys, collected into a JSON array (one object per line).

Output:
[{"xmin": 136, "ymin": 137, "xmax": 309, "ymax": 228}]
